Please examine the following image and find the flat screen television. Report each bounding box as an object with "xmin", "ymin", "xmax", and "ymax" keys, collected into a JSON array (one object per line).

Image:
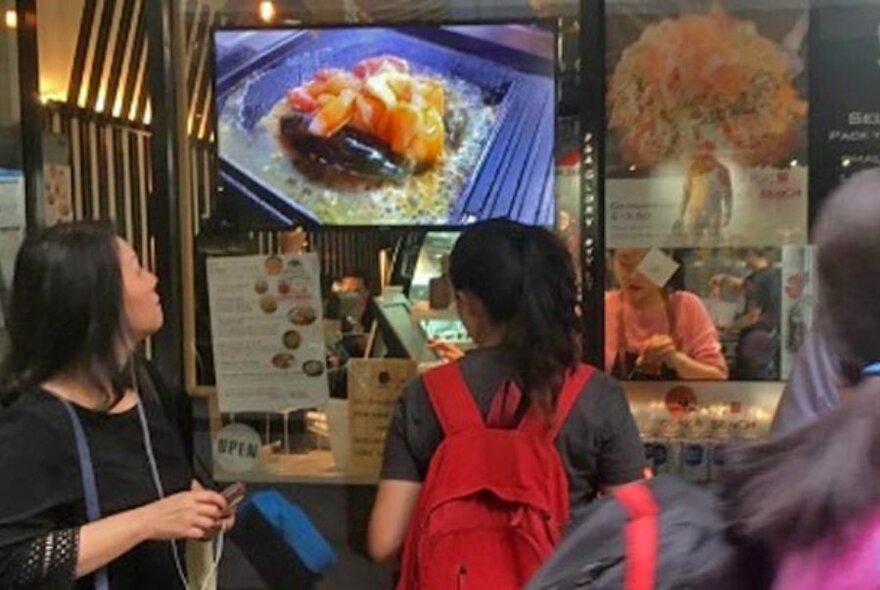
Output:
[{"xmin": 213, "ymin": 23, "xmax": 557, "ymax": 228}]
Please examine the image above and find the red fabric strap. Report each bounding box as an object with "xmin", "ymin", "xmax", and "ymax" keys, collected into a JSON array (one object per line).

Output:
[
  {"xmin": 422, "ymin": 362, "xmax": 484, "ymax": 436},
  {"xmin": 519, "ymin": 364, "xmax": 594, "ymax": 439},
  {"xmin": 486, "ymin": 381, "xmax": 523, "ymax": 428},
  {"xmin": 614, "ymin": 482, "xmax": 659, "ymax": 590},
  {"xmin": 424, "ymin": 362, "xmax": 594, "ymax": 438}
]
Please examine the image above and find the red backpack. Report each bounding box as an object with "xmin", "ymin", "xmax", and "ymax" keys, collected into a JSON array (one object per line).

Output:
[{"xmin": 397, "ymin": 361, "xmax": 595, "ymax": 590}]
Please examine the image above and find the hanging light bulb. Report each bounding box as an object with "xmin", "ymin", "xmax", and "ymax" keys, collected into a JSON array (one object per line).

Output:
[
  {"xmin": 259, "ymin": 1, "xmax": 275, "ymax": 23},
  {"xmin": 4, "ymin": 10, "xmax": 17, "ymax": 29}
]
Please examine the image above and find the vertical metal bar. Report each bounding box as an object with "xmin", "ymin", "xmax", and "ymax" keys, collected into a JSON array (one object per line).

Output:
[
  {"xmin": 121, "ymin": 130, "xmax": 135, "ymax": 242},
  {"xmin": 88, "ymin": 122, "xmax": 100, "ymax": 219},
  {"xmin": 580, "ymin": 0, "xmax": 606, "ymax": 367},
  {"xmin": 96, "ymin": 125, "xmax": 110, "ymax": 219},
  {"xmin": 146, "ymin": 0, "xmax": 186, "ymax": 389},
  {"xmin": 16, "ymin": 0, "xmax": 43, "ymax": 230},
  {"xmin": 79, "ymin": 118, "xmax": 93, "ymax": 219},
  {"xmin": 190, "ymin": 144, "xmax": 199, "ymax": 237},
  {"xmin": 201, "ymin": 146, "xmax": 211, "ymax": 222},
  {"xmin": 113, "ymin": 128, "xmax": 127, "ymax": 227},
  {"xmin": 131, "ymin": 133, "xmax": 144, "ymax": 260},
  {"xmin": 70, "ymin": 116, "xmax": 85, "ymax": 220}
]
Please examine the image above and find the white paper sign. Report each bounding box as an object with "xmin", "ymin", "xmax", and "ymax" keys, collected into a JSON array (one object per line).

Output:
[
  {"xmin": 636, "ymin": 248, "xmax": 680, "ymax": 288},
  {"xmin": 207, "ymin": 253, "xmax": 329, "ymax": 413},
  {"xmin": 606, "ymin": 164, "xmax": 808, "ymax": 248}
]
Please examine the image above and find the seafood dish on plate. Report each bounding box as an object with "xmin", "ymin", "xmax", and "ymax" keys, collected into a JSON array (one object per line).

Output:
[
  {"xmin": 215, "ymin": 26, "xmax": 556, "ymax": 226},
  {"xmin": 280, "ymin": 56, "xmax": 448, "ymax": 179}
]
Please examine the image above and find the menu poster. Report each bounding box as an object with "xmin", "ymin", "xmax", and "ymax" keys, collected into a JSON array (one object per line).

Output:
[
  {"xmin": 207, "ymin": 253, "xmax": 329, "ymax": 413},
  {"xmin": 605, "ymin": 4, "xmax": 809, "ymax": 248},
  {"xmin": 809, "ymin": 5, "xmax": 880, "ymax": 217},
  {"xmin": 347, "ymin": 358, "xmax": 417, "ymax": 476}
]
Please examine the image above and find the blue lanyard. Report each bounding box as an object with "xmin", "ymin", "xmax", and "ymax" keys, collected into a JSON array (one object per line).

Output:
[{"xmin": 863, "ymin": 363, "xmax": 880, "ymax": 377}]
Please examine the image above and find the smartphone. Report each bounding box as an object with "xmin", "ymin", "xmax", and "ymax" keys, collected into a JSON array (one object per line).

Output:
[{"xmin": 220, "ymin": 482, "xmax": 246, "ymax": 509}]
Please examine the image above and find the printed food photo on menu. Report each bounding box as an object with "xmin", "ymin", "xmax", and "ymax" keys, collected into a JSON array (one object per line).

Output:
[
  {"xmin": 605, "ymin": 4, "xmax": 809, "ymax": 249},
  {"xmin": 214, "ymin": 24, "xmax": 556, "ymax": 227}
]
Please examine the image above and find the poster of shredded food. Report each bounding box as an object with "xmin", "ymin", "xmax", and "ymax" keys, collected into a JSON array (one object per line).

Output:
[
  {"xmin": 207, "ymin": 253, "xmax": 329, "ymax": 413},
  {"xmin": 605, "ymin": 3, "xmax": 809, "ymax": 249}
]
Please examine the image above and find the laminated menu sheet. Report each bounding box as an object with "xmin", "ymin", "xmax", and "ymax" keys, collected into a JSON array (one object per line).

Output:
[{"xmin": 207, "ymin": 253, "xmax": 329, "ymax": 413}]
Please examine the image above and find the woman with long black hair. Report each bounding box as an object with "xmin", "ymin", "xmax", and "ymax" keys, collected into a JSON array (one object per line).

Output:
[
  {"xmin": 0, "ymin": 222, "xmax": 232, "ymax": 589},
  {"xmin": 723, "ymin": 169, "xmax": 880, "ymax": 589},
  {"xmin": 367, "ymin": 219, "xmax": 645, "ymax": 565}
]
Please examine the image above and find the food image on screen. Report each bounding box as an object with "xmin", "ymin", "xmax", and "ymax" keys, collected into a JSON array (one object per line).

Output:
[
  {"xmin": 215, "ymin": 25, "xmax": 556, "ymax": 226},
  {"xmin": 254, "ymin": 279, "xmax": 269, "ymax": 295},
  {"xmin": 280, "ymin": 57, "xmax": 449, "ymax": 180}
]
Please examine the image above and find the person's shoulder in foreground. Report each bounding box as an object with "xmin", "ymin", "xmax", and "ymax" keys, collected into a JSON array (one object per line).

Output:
[{"xmin": 771, "ymin": 327, "xmax": 840, "ymax": 437}]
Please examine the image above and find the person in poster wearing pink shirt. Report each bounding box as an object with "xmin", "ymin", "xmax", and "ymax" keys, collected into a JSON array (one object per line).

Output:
[{"xmin": 605, "ymin": 248, "xmax": 728, "ymax": 381}]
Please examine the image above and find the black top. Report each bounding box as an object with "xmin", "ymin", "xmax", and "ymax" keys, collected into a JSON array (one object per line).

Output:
[
  {"xmin": 744, "ymin": 267, "xmax": 781, "ymax": 332},
  {"xmin": 380, "ymin": 348, "xmax": 646, "ymax": 523},
  {"xmin": 0, "ymin": 386, "xmax": 192, "ymax": 589}
]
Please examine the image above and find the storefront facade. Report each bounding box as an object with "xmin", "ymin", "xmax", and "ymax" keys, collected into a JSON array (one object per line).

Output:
[{"xmin": 3, "ymin": 0, "xmax": 879, "ymax": 587}]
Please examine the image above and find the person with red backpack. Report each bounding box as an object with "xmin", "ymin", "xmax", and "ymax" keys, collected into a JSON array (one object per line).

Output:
[{"xmin": 367, "ymin": 220, "xmax": 646, "ymax": 589}]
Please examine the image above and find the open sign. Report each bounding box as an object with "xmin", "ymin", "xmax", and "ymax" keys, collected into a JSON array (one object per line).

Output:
[{"xmin": 214, "ymin": 423, "xmax": 262, "ymax": 474}]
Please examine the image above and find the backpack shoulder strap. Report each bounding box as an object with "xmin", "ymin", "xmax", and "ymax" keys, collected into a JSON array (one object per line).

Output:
[
  {"xmin": 487, "ymin": 380, "xmax": 523, "ymax": 428},
  {"xmin": 614, "ymin": 481, "xmax": 659, "ymax": 590},
  {"xmin": 520, "ymin": 363, "xmax": 595, "ymax": 440},
  {"xmin": 59, "ymin": 399, "xmax": 111, "ymax": 590},
  {"xmin": 422, "ymin": 361, "xmax": 485, "ymax": 436}
]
